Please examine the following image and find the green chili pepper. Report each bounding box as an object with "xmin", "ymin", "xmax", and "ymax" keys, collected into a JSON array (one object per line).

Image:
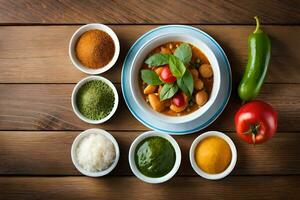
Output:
[{"xmin": 238, "ymin": 16, "xmax": 271, "ymax": 102}]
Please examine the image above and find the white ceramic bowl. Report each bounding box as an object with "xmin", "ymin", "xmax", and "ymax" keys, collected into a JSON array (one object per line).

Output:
[
  {"xmin": 69, "ymin": 23, "xmax": 120, "ymax": 74},
  {"xmin": 128, "ymin": 131, "xmax": 181, "ymax": 184},
  {"xmin": 129, "ymin": 33, "xmax": 221, "ymax": 124},
  {"xmin": 71, "ymin": 76, "xmax": 119, "ymax": 124},
  {"xmin": 189, "ymin": 131, "xmax": 237, "ymax": 180},
  {"xmin": 71, "ymin": 128, "xmax": 120, "ymax": 177}
]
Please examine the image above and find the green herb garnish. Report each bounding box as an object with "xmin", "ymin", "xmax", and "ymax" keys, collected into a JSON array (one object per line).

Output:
[
  {"xmin": 177, "ymin": 70, "xmax": 194, "ymax": 96},
  {"xmin": 145, "ymin": 53, "xmax": 170, "ymax": 67},
  {"xmin": 141, "ymin": 69, "xmax": 163, "ymax": 85},
  {"xmin": 190, "ymin": 61, "xmax": 199, "ymax": 68},
  {"xmin": 188, "ymin": 98, "xmax": 194, "ymax": 106},
  {"xmin": 174, "ymin": 43, "xmax": 192, "ymax": 64},
  {"xmin": 142, "ymin": 43, "xmax": 194, "ymax": 101},
  {"xmin": 160, "ymin": 83, "xmax": 178, "ymax": 101},
  {"xmin": 190, "ymin": 57, "xmax": 201, "ymax": 68},
  {"xmin": 169, "ymin": 55, "xmax": 186, "ymax": 78}
]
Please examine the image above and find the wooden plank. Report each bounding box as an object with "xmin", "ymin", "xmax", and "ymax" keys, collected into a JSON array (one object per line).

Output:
[
  {"xmin": 0, "ymin": 84, "xmax": 144, "ymax": 131},
  {"xmin": 0, "ymin": 0, "xmax": 299, "ymax": 24},
  {"xmin": 0, "ymin": 25, "xmax": 299, "ymax": 84},
  {"xmin": 0, "ymin": 131, "xmax": 299, "ymax": 176},
  {"xmin": 0, "ymin": 84, "xmax": 298, "ymax": 131},
  {"xmin": 0, "ymin": 176, "xmax": 298, "ymax": 200}
]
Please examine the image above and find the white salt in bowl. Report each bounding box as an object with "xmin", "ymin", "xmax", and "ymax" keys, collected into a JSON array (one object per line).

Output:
[{"xmin": 71, "ymin": 128, "xmax": 120, "ymax": 177}]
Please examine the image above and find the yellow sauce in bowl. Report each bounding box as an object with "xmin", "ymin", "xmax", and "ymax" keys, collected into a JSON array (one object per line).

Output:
[{"xmin": 195, "ymin": 136, "xmax": 232, "ymax": 174}]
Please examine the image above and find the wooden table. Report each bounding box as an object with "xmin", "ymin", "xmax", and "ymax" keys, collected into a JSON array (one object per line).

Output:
[{"xmin": 0, "ymin": 0, "xmax": 299, "ymax": 199}]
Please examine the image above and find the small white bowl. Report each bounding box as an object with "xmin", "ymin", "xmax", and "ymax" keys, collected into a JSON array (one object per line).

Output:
[
  {"xmin": 69, "ymin": 23, "xmax": 120, "ymax": 74},
  {"xmin": 71, "ymin": 76, "xmax": 119, "ymax": 124},
  {"xmin": 189, "ymin": 131, "xmax": 237, "ymax": 180},
  {"xmin": 71, "ymin": 128, "xmax": 120, "ymax": 177},
  {"xmin": 128, "ymin": 131, "xmax": 181, "ymax": 184},
  {"xmin": 129, "ymin": 33, "xmax": 221, "ymax": 124}
]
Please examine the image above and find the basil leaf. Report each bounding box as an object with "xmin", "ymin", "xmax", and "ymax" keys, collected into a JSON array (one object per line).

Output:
[
  {"xmin": 160, "ymin": 83, "xmax": 178, "ymax": 101},
  {"xmin": 174, "ymin": 43, "xmax": 192, "ymax": 64},
  {"xmin": 169, "ymin": 55, "xmax": 186, "ymax": 78},
  {"xmin": 145, "ymin": 53, "xmax": 170, "ymax": 66},
  {"xmin": 177, "ymin": 70, "xmax": 194, "ymax": 96},
  {"xmin": 141, "ymin": 69, "xmax": 163, "ymax": 85}
]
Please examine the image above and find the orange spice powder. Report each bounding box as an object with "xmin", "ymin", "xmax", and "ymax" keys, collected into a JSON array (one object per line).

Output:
[{"xmin": 75, "ymin": 29, "xmax": 115, "ymax": 69}]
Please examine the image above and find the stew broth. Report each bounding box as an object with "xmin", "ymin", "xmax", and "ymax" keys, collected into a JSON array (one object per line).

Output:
[{"xmin": 139, "ymin": 41, "xmax": 213, "ymax": 116}]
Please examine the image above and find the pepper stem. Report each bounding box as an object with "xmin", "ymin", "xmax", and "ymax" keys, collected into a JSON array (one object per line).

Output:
[{"xmin": 254, "ymin": 16, "xmax": 262, "ymax": 34}]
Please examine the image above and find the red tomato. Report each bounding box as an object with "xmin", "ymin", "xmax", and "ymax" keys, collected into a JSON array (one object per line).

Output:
[
  {"xmin": 172, "ymin": 92, "xmax": 186, "ymax": 107},
  {"xmin": 234, "ymin": 100, "xmax": 277, "ymax": 144},
  {"xmin": 160, "ymin": 65, "xmax": 176, "ymax": 83}
]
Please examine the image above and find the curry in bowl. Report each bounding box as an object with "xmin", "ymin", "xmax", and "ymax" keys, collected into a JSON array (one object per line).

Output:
[{"xmin": 139, "ymin": 42, "xmax": 213, "ymax": 116}]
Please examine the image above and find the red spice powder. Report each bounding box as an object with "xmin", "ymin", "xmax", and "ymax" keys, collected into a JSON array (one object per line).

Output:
[{"xmin": 75, "ymin": 29, "xmax": 115, "ymax": 69}]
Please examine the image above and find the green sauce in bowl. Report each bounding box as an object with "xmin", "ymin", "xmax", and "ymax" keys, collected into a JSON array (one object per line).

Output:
[{"xmin": 134, "ymin": 136, "xmax": 176, "ymax": 178}]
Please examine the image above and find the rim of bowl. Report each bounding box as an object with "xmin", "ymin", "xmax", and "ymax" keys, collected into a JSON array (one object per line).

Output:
[
  {"xmin": 129, "ymin": 33, "xmax": 221, "ymax": 124},
  {"xmin": 189, "ymin": 131, "xmax": 237, "ymax": 180},
  {"xmin": 71, "ymin": 128, "xmax": 120, "ymax": 177},
  {"xmin": 71, "ymin": 76, "xmax": 119, "ymax": 124},
  {"xmin": 69, "ymin": 23, "xmax": 120, "ymax": 74},
  {"xmin": 128, "ymin": 131, "xmax": 181, "ymax": 184}
]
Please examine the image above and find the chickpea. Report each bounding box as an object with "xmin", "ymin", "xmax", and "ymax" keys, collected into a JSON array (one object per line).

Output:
[
  {"xmin": 190, "ymin": 69, "xmax": 198, "ymax": 80},
  {"xmin": 144, "ymin": 85, "xmax": 158, "ymax": 94},
  {"xmin": 155, "ymin": 67, "xmax": 163, "ymax": 76},
  {"xmin": 195, "ymin": 91, "xmax": 208, "ymax": 106},
  {"xmin": 160, "ymin": 47, "xmax": 172, "ymax": 54},
  {"xmin": 199, "ymin": 64, "xmax": 213, "ymax": 78},
  {"xmin": 148, "ymin": 94, "xmax": 165, "ymax": 112},
  {"xmin": 194, "ymin": 79, "xmax": 204, "ymax": 90},
  {"xmin": 170, "ymin": 104, "xmax": 187, "ymax": 113}
]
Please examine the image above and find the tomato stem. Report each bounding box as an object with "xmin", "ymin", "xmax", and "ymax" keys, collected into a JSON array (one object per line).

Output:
[{"xmin": 243, "ymin": 123, "xmax": 260, "ymax": 144}]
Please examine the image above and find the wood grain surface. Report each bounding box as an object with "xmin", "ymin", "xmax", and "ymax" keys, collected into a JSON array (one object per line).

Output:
[
  {"xmin": 0, "ymin": 1, "xmax": 300, "ymax": 199},
  {"xmin": 0, "ymin": 0, "xmax": 299, "ymax": 24},
  {"xmin": 0, "ymin": 84, "xmax": 298, "ymax": 131},
  {"xmin": 0, "ymin": 131, "xmax": 299, "ymax": 176},
  {"xmin": 0, "ymin": 25, "xmax": 299, "ymax": 83},
  {"xmin": 1, "ymin": 176, "xmax": 299, "ymax": 200}
]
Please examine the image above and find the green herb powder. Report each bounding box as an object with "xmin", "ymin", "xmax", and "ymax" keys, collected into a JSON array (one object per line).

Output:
[{"xmin": 76, "ymin": 80, "xmax": 115, "ymax": 120}]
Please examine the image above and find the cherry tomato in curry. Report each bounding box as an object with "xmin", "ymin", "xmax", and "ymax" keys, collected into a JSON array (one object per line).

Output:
[
  {"xmin": 160, "ymin": 65, "xmax": 176, "ymax": 83},
  {"xmin": 172, "ymin": 92, "xmax": 186, "ymax": 107}
]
